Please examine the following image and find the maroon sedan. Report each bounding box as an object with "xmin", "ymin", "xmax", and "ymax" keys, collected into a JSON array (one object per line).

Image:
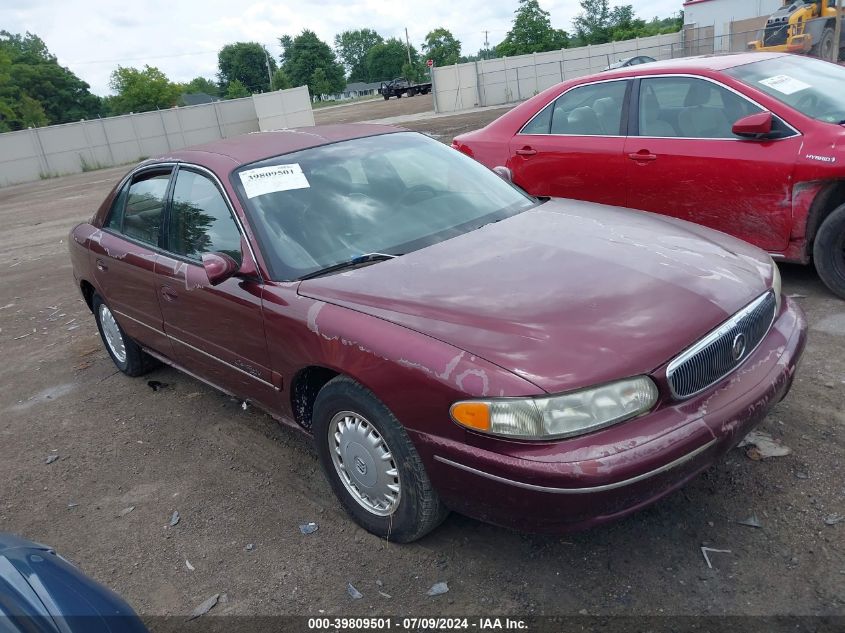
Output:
[
  {"xmin": 69, "ymin": 125, "xmax": 806, "ymax": 541},
  {"xmin": 452, "ymin": 53, "xmax": 845, "ymax": 298}
]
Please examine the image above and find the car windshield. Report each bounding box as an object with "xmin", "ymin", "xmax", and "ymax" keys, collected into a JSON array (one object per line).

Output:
[
  {"xmin": 232, "ymin": 132, "xmax": 536, "ymax": 280},
  {"xmin": 724, "ymin": 55, "xmax": 845, "ymax": 124}
]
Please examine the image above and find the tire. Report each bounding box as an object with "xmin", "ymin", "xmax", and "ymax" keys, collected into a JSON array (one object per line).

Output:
[
  {"xmin": 383, "ymin": 94, "xmax": 389, "ymax": 100},
  {"xmin": 811, "ymin": 27, "xmax": 835, "ymax": 60},
  {"xmin": 92, "ymin": 293, "xmax": 158, "ymax": 376},
  {"xmin": 397, "ymin": 93, "xmax": 402, "ymax": 98},
  {"xmin": 813, "ymin": 203, "xmax": 845, "ymax": 300},
  {"xmin": 312, "ymin": 376, "xmax": 448, "ymax": 542}
]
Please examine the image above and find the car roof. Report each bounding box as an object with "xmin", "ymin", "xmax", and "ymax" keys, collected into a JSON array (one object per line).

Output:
[
  {"xmin": 162, "ymin": 123, "xmax": 406, "ymax": 168},
  {"xmin": 600, "ymin": 52, "xmax": 787, "ymax": 78}
]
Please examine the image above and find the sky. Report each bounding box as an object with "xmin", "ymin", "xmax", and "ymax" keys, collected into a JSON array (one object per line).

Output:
[{"xmin": 2, "ymin": 0, "xmax": 683, "ymax": 96}]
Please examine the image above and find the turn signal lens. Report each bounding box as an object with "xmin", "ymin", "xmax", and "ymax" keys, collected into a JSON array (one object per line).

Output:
[{"xmin": 450, "ymin": 402, "xmax": 491, "ymax": 431}]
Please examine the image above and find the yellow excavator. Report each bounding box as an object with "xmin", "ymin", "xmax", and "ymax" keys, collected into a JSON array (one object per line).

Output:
[{"xmin": 750, "ymin": 0, "xmax": 844, "ymax": 60}]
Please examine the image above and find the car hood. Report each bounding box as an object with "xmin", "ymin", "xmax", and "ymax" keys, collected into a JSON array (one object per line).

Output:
[{"xmin": 298, "ymin": 199, "xmax": 773, "ymax": 393}]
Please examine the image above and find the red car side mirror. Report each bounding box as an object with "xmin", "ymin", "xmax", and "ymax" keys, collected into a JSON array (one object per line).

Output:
[
  {"xmin": 201, "ymin": 252, "xmax": 240, "ymax": 286},
  {"xmin": 732, "ymin": 111, "xmax": 773, "ymax": 139}
]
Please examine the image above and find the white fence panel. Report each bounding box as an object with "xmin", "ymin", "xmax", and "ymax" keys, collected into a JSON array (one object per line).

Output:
[
  {"xmin": 432, "ymin": 32, "xmax": 684, "ymax": 113},
  {"xmin": 253, "ymin": 85, "xmax": 315, "ymax": 130},
  {"xmin": 0, "ymin": 130, "xmax": 42, "ymax": 183},
  {"xmin": 0, "ymin": 86, "xmax": 313, "ymax": 187}
]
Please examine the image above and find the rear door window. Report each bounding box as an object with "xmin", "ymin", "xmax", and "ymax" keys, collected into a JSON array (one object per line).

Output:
[
  {"xmin": 106, "ymin": 170, "xmax": 172, "ymax": 246},
  {"xmin": 549, "ymin": 81, "xmax": 628, "ymax": 136}
]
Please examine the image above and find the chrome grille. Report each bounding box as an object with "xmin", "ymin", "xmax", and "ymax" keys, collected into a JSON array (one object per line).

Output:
[{"xmin": 667, "ymin": 291, "xmax": 777, "ymax": 399}]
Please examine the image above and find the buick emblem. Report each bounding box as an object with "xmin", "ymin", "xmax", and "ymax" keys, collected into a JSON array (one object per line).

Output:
[
  {"xmin": 354, "ymin": 456, "xmax": 367, "ymax": 476},
  {"xmin": 731, "ymin": 333, "xmax": 747, "ymax": 361}
]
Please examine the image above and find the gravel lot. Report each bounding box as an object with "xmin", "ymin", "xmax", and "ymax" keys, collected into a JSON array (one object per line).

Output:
[{"xmin": 1, "ymin": 97, "xmax": 843, "ymax": 626}]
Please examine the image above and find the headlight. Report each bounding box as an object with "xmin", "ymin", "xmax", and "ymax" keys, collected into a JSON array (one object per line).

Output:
[
  {"xmin": 770, "ymin": 258, "xmax": 782, "ymax": 313},
  {"xmin": 450, "ymin": 376, "xmax": 659, "ymax": 440}
]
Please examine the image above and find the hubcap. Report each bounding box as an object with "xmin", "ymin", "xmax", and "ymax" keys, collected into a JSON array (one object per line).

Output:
[
  {"xmin": 99, "ymin": 304, "xmax": 126, "ymax": 364},
  {"xmin": 328, "ymin": 411, "xmax": 401, "ymax": 516}
]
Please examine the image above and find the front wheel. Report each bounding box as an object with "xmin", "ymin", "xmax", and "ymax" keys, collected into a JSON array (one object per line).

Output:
[
  {"xmin": 312, "ymin": 376, "xmax": 448, "ymax": 542},
  {"xmin": 92, "ymin": 294, "xmax": 158, "ymax": 376},
  {"xmin": 813, "ymin": 203, "xmax": 845, "ymax": 299}
]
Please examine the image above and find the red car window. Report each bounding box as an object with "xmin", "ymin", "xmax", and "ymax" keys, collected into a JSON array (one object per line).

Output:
[{"xmin": 548, "ymin": 81, "xmax": 627, "ymax": 136}]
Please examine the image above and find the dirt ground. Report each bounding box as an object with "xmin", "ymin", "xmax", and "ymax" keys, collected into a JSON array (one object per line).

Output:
[{"xmin": 1, "ymin": 98, "xmax": 843, "ymax": 627}]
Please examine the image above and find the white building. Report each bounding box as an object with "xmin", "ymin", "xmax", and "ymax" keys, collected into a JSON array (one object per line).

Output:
[{"xmin": 683, "ymin": 0, "xmax": 785, "ymax": 51}]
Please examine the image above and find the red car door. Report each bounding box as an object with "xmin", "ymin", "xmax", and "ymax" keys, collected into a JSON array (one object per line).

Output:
[
  {"xmin": 624, "ymin": 76, "xmax": 801, "ymax": 253},
  {"xmin": 153, "ymin": 166, "xmax": 277, "ymax": 411},
  {"xmin": 507, "ymin": 79, "xmax": 630, "ymax": 206},
  {"xmin": 89, "ymin": 167, "xmax": 172, "ymax": 356}
]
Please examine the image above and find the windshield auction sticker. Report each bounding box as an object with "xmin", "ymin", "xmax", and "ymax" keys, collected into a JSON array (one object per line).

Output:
[
  {"xmin": 758, "ymin": 74, "xmax": 811, "ymax": 95},
  {"xmin": 239, "ymin": 164, "xmax": 310, "ymax": 198}
]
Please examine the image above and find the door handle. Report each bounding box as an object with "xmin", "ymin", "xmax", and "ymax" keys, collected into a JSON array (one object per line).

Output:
[
  {"xmin": 628, "ymin": 151, "xmax": 658, "ymax": 162},
  {"xmin": 515, "ymin": 147, "xmax": 537, "ymax": 156},
  {"xmin": 96, "ymin": 258, "xmax": 108, "ymax": 272},
  {"xmin": 160, "ymin": 286, "xmax": 178, "ymax": 302}
]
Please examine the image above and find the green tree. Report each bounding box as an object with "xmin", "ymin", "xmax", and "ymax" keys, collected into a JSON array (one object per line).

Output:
[
  {"xmin": 573, "ymin": 0, "xmax": 612, "ymax": 44},
  {"xmin": 16, "ymin": 94, "xmax": 48, "ymax": 127},
  {"xmin": 334, "ymin": 29, "xmax": 383, "ymax": 82},
  {"xmin": 271, "ymin": 68, "xmax": 292, "ymax": 91},
  {"xmin": 224, "ymin": 79, "xmax": 250, "ymax": 99},
  {"xmin": 218, "ymin": 42, "xmax": 274, "ymax": 94},
  {"xmin": 107, "ymin": 65, "xmax": 182, "ymax": 114},
  {"xmin": 281, "ymin": 30, "xmax": 345, "ymax": 98},
  {"xmin": 366, "ymin": 38, "xmax": 417, "ymax": 82},
  {"xmin": 496, "ymin": 0, "xmax": 569, "ymax": 56},
  {"xmin": 310, "ymin": 68, "xmax": 333, "ymax": 99},
  {"xmin": 0, "ymin": 31, "xmax": 101, "ymax": 129},
  {"xmin": 0, "ymin": 48, "xmax": 15, "ymax": 131},
  {"xmin": 572, "ymin": 2, "xmax": 681, "ymax": 45},
  {"xmin": 422, "ymin": 28, "xmax": 461, "ymax": 67},
  {"xmin": 183, "ymin": 76, "xmax": 219, "ymax": 97}
]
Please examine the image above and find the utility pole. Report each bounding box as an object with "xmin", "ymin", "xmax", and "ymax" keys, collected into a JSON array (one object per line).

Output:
[
  {"xmin": 263, "ymin": 46, "xmax": 273, "ymax": 89},
  {"xmin": 482, "ymin": 30, "xmax": 490, "ymax": 59},
  {"xmin": 405, "ymin": 27, "xmax": 413, "ymax": 66},
  {"xmin": 835, "ymin": 0, "xmax": 843, "ymax": 63}
]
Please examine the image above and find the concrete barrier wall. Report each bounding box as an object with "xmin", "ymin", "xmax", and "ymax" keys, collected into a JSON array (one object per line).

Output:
[
  {"xmin": 0, "ymin": 86, "xmax": 314, "ymax": 187},
  {"xmin": 432, "ymin": 32, "xmax": 684, "ymax": 114}
]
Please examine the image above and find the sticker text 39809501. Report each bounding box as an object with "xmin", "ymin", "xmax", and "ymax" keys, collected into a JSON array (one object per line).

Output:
[{"xmin": 239, "ymin": 164, "xmax": 310, "ymax": 198}]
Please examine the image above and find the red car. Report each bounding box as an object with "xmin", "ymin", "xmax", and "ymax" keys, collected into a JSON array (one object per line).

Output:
[
  {"xmin": 69, "ymin": 125, "xmax": 806, "ymax": 541},
  {"xmin": 452, "ymin": 53, "xmax": 845, "ymax": 298}
]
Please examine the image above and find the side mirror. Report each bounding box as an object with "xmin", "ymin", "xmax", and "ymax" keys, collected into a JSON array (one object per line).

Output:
[
  {"xmin": 492, "ymin": 166, "xmax": 513, "ymax": 183},
  {"xmin": 201, "ymin": 252, "xmax": 239, "ymax": 286},
  {"xmin": 733, "ymin": 111, "xmax": 773, "ymax": 139}
]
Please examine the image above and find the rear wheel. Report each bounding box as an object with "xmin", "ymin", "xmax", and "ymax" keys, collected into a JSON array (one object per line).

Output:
[
  {"xmin": 811, "ymin": 27, "xmax": 835, "ymax": 60},
  {"xmin": 813, "ymin": 203, "xmax": 845, "ymax": 299},
  {"xmin": 312, "ymin": 376, "xmax": 448, "ymax": 542},
  {"xmin": 92, "ymin": 294, "xmax": 158, "ymax": 376}
]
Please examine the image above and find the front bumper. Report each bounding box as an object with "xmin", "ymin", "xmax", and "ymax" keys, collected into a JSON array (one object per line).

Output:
[{"xmin": 415, "ymin": 296, "xmax": 807, "ymax": 532}]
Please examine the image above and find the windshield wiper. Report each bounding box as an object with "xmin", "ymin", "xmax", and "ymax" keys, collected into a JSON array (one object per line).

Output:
[{"xmin": 298, "ymin": 253, "xmax": 399, "ymax": 280}]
